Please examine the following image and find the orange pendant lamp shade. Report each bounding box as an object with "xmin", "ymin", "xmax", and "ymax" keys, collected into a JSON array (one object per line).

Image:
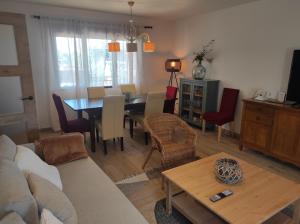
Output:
[
  {"xmin": 143, "ymin": 40, "xmax": 155, "ymax": 53},
  {"xmin": 108, "ymin": 42, "xmax": 120, "ymax": 52}
]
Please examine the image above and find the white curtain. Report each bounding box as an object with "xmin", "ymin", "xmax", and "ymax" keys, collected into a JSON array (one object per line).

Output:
[{"xmin": 37, "ymin": 17, "xmax": 142, "ymax": 131}]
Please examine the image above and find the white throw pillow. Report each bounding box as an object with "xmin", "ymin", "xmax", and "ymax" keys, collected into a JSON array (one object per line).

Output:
[
  {"xmin": 15, "ymin": 145, "xmax": 63, "ymax": 190},
  {"xmin": 40, "ymin": 209, "xmax": 63, "ymax": 224}
]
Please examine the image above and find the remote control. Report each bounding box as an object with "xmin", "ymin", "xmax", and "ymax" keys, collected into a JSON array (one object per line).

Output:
[{"xmin": 209, "ymin": 190, "xmax": 233, "ymax": 202}]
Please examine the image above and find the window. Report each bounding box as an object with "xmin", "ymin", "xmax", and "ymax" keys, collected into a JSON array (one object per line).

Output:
[{"xmin": 55, "ymin": 36, "xmax": 136, "ymax": 88}]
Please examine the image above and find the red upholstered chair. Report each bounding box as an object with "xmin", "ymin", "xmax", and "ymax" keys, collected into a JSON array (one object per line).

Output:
[
  {"xmin": 202, "ymin": 88, "xmax": 239, "ymax": 142},
  {"xmin": 163, "ymin": 86, "xmax": 178, "ymax": 114},
  {"xmin": 52, "ymin": 94, "xmax": 90, "ymax": 134}
]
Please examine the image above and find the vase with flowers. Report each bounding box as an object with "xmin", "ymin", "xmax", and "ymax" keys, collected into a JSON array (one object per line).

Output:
[{"xmin": 192, "ymin": 40, "xmax": 215, "ymax": 80}]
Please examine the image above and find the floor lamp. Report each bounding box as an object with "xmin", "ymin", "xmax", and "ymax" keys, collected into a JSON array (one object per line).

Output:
[{"xmin": 165, "ymin": 59, "xmax": 181, "ymax": 89}]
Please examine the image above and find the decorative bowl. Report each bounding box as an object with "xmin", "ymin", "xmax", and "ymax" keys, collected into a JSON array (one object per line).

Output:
[{"xmin": 214, "ymin": 158, "xmax": 243, "ymax": 185}]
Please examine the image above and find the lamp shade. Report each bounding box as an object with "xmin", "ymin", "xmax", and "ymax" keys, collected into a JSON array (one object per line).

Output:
[
  {"xmin": 143, "ymin": 41, "xmax": 155, "ymax": 52},
  {"xmin": 108, "ymin": 42, "xmax": 120, "ymax": 52},
  {"xmin": 165, "ymin": 59, "xmax": 181, "ymax": 72},
  {"xmin": 127, "ymin": 42, "xmax": 137, "ymax": 52}
]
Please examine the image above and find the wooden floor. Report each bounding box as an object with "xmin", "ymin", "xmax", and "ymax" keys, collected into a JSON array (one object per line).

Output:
[{"xmin": 40, "ymin": 124, "xmax": 300, "ymax": 224}]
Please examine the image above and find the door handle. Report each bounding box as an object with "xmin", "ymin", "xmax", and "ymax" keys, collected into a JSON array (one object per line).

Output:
[{"xmin": 21, "ymin": 96, "xmax": 34, "ymax": 101}]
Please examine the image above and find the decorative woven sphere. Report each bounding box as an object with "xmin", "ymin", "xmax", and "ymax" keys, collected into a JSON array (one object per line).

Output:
[{"xmin": 215, "ymin": 158, "xmax": 243, "ymax": 185}]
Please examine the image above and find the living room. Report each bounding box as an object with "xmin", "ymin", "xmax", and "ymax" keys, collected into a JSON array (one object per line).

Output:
[{"xmin": 0, "ymin": 0, "xmax": 300, "ymax": 223}]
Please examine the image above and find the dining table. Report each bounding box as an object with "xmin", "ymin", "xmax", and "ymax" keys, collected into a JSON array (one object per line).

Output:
[{"xmin": 64, "ymin": 95, "xmax": 175, "ymax": 152}]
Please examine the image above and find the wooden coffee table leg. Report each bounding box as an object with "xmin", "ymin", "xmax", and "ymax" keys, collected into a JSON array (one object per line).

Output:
[
  {"xmin": 166, "ymin": 179, "xmax": 172, "ymax": 216},
  {"xmin": 293, "ymin": 199, "xmax": 300, "ymax": 224}
]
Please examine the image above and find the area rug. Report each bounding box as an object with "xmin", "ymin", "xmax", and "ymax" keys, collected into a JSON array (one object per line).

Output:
[
  {"xmin": 154, "ymin": 198, "xmax": 294, "ymax": 224},
  {"xmin": 154, "ymin": 198, "xmax": 192, "ymax": 224}
]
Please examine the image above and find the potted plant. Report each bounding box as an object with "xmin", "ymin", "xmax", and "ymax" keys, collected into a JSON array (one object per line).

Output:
[{"xmin": 192, "ymin": 40, "xmax": 215, "ymax": 80}]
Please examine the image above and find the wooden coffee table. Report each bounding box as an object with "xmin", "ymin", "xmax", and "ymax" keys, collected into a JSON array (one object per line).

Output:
[{"xmin": 162, "ymin": 152, "xmax": 300, "ymax": 224}]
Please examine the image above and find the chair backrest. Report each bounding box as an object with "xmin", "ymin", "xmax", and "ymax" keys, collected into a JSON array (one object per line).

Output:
[
  {"xmin": 87, "ymin": 86, "xmax": 106, "ymax": 99},
  {"xmin": 219, "ymin": 88, "xmax": 240, "ymax": 120},
  {"xmin": 119, "ymin": 84, "xmax": 136, "ymax": 95},
  {"xmin": 52, "ymin": 94, "xmax": 68, "ymax": 132},
  {"xmin": 144, "ymin": 92, "xmax": 165, "ymax": 117},
  {"xmin": 105, "ymin": 87, "xmax": 122, "ymax": 96},
  {"xmin": 166, "ymin": 86, "xmax": 177, "ymax": 99},
  {"xmin": 101, "ymin": 96, "xmax": 125, "ymax": 140},
  {"xmin": 145, "ymin": 113, "xmax": 181, "ymax": 134}
]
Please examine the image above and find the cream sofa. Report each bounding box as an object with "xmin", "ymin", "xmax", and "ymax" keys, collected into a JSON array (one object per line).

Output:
[
  {"xmin": 0, "ymin": 137, "xmax": 148, "ymax": 224},
  {"xmin": 57, "ymin": 157, "xmax": 148, "ymax": 224}
]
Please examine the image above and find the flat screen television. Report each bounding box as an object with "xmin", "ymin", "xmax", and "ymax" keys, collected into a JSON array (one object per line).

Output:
[{"xmin": 286, "ymin": 50, "xmax": 300, "ymax": 104}]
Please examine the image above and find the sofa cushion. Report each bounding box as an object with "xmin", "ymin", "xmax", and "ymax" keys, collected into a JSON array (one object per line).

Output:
[
  {"xmin": 0, "ymin": 159, "xmax": 39, "ymax": 224},
  {"xmin": 0, "ymin": 212, "xmax": 26, "ymax": 224},
  {"xmin": 57, "ymin": 158, "xmax": 148, "ymax": 224},
  {"xmin": 36, "ymin": 133, "xmax": 88, "ymax": 165},
  {"xmin": 15, "ymin": 145, "xmax": 62, "ymax": 190},
  {"xmin": 0, "ymin": 135, "xmax": 16, "ymax": 161},
  {"xmin": 40, "ymin": 209, "xmax": 63, "ymax": 224},
  {"xmin": 27, "ymin": 173, "xmax": 77, "ymax": 224}
]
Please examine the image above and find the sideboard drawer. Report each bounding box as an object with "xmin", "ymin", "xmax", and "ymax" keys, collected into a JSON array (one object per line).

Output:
[
  {"xmin": 246, "ymin": 103, "xmax": 274, "ymax": 116},
  {"xmin": 245, "ymin": 109, "xmax": 274, "ymax": 126}
]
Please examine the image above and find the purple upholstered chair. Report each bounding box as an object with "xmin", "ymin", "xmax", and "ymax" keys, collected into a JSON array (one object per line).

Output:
[{"xmin": 52, "ymin": 94, "xmax": 90, "ymax": 134}]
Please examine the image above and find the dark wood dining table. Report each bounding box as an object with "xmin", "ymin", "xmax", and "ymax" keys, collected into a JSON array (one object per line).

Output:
[{"xmin": 64, "ymin": 95, "xmax": 147, "ymax": 152}]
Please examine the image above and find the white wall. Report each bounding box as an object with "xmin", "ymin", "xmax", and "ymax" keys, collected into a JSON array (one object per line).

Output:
[
  {"xmin": 174, "ymin": 0, "xmax": 300, "ymax": 133},
  {"xmin": 0, "ymin": 1, "xmax": 174, "ymax": 129}
]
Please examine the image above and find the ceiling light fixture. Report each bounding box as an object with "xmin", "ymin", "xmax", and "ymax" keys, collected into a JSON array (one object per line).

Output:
[
  {"xmin": 125, "ymin": 1, "xmax": 155, "ymax": 53},
  {"xmin": 108, "ymin": 1, "xmax": 155, "ymax": 53}
]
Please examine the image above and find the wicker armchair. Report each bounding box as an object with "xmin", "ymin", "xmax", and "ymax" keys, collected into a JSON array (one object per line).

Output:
[{"xmin": 143, "ymin": 113, "xmax": 197, "ymax": 169}]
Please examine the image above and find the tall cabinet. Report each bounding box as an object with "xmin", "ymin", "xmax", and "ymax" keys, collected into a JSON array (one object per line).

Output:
[{"xmin": 179, "ymin": 78, "xmax": 219, "ymax": 128}]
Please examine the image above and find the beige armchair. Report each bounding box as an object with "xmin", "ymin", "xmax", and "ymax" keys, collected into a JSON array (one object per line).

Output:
[
  {"xmin": 87, "ymin": 86, "xmax": 106, "ymax": 99},
  {"xmin": 143, "ymin": 113, "xmax": 197, "ymax": 169},
  {"xmin": 96, "ymin": 96, "xmax": 125, "ymax": 154},
  {"xmin": 129, "ymin": 92, "xmax": 165, "ymax": 145}
]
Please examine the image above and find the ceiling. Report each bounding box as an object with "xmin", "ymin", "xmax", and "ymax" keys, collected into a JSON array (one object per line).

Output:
[{"xmin": 14, "ymin": 0, "xmax": 260, "ymax": 20}]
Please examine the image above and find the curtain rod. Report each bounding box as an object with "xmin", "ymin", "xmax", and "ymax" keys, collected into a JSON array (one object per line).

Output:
[{"xmin": 30, "ymin": 15, "xmax": 153, "ymax": 29}]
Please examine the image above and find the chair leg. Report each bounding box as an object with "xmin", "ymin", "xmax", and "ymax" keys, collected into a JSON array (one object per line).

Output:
[
  {"xmin": 217, "ymin": 125, "xmax": 222, "ymax": 143},
  {"xmin": 96, "ymin": 128, "xmax": 99, "ymax": 143},
  {"xmin": 113, "ymin": 138, "xmax": 116, "ymax": 143},
  {"xmin": 202, "ymin": 119, "xmax": 206, "ymax": 133},
  {"xmin": 129, "ymin": 119, "xmax": 134, "ymax": 138},
  {"xmin": 120, "ymin": 137, "xmax": 124, "ymax": 151},
  {"xmin": 144, "ymin": 132, "xmax": 148, "ymax": 145},
  {"xmin": 142, "ymin": 148, "xmax": 155, "ymax": 169},
  {"xmin": 123, "ymin": 116, "xmax": 126, "ymax": 128},
  {"xmin": 103, "ymin": 140, "xmax": 107, "ymax": 155},
  {"xmin": 135, "ymin": 121, "xmax": 137, "ymax": 127}
]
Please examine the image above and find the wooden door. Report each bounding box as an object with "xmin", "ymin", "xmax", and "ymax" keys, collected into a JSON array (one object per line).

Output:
[
  {"xmin": 0, "ymin": 12, "xmax": 38, "ymax": 143},
  {"xmin": 271, "ymin": 110, "xmax": 300, "ymax": 164},
  {"xmin": 241, "ymin": 102, "xmax": 274, "ymax": 152},
  {"xmin": 242, "ymin": 120, "xmax": 272, "ymax": 152}
]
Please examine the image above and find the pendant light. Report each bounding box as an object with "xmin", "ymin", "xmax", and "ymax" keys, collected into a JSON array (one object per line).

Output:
[
  {"xmin": 126, "ymin": 1, "xmax": 155, "ymax": 53},
  {"xmin": 126, "ymin": 1, "xmax": 138, "ymax": 52},
  {"xmin": 108, "ymin": 41, "xmax": 120, "ymax": 52}
]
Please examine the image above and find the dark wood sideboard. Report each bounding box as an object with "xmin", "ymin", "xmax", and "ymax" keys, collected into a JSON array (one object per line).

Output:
[{"xmin": 240, "ymin": 99, "xmax": 300, "ymax": 167}]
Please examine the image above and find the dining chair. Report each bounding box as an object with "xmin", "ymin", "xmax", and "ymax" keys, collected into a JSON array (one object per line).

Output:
[
  {"xmin": 163, "ymin": 86, "xmax": 178, "ymax": 114},
  {"xmin": 119, "ymin": 84, "xmax": 137, "ymax": 95},
  {"xmin": 119, "ymin": 84, "xmax": 137, "ymax": 128},
  {"xmin": 129, "ymin": 92, "xmax": 165, "ymax": 145},
  {"xmin": 52, "ymin": 94, "xmax": 90, "ymax": 134},
  {"xmin": 87, "ymin": 86, "xmax": 106, "ymax": 99},
  {"xmin": 202, "ymin": 88, "xmax": 240, "ymax": 142},
  {"xmin": 96, "ymin": 95, "xmax": 125, "ymax": 154},
  {"xmin": 105, "ymin": 87, "xmax": 122, "ymax": 96}
]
